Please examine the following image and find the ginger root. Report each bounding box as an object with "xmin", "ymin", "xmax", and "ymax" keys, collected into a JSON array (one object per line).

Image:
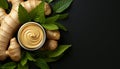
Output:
[
  {"xmin": 40, "ymin": 40, "xmax": 58, "ymax": 51},
  {"xmin": 40, "ymin": 30, "xmax": 60, "ymax": 51},
  {"xmin": 0, "ymin": 0, "xmax": 51, "ymax": 61},
  {"xmin": 46, "ymin": 30, "xmax": 60, "ymax": 40},
  {"xmin": 6, "ymin": 37, "xmax": 21, "ymax": 62},
  {"xmin": 0, "ymin": 8, "xmax": 7, "ymax": 26}
]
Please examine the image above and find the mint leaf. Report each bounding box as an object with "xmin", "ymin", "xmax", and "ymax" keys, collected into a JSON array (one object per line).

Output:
[
  {"xmin": 35, "ymin": 58, "xmax": 50, "ymax": 69},
  {"xmin": 0, "ymin": 0, "xmax": 8, "ymax": 9},
  {"xmin": 43, "ymin": 0, "xmax": 53, "ymax": 3},
  {"xmin": 1, "ymin": 62, "xmax": 16, "ymax": 69},
  {"xmin": 45, "ymin": 15, "xmax": 60, "ymax": 23},
  {"xmin": 42, "ymin": 23, "xmax": 59, "ymax": 30},
  {"xmin": 30, "ymin": 2, "xmax": 45, "ymax": 23},
  {"xmin": 26, "ymin": 52, "xmax": 36, "ymax": 62},
  {"xmin": 45, "ymin": 13, "xmax": 68, "ymax": 24},
  {"xmin": 44, "ymin": 55, "xmax": 63, "ymax": 62},
  {"xmin": 18, "ymin": 4, "xmax": 30, "ymax": 23},
  {"xmin": 17, "ymin": 63, "xmax": 28, "ymax": 69},
  {"xmin": 53, "ymin": 0, "xmax": 73, "ymax": 13},
  {"xmin": 48, "ymin": 45, "xmax": 71, "ymax": 57},
  {"xmin": 20, "ymin": 51, "xmax": 28, "ymax": 66},
  {"xmin": 55, "ymin": 23, "xmax": 67, "ymax": 31},
  {"xmin": 20, "ymin": 52, "xmax": 36, "ymax": 66},
  {"xmin": 58, "ymin": 13, "xmax": 69, "ymax": 20},
  {"xmin": 20, "ymin": 54, "xmax": 28, "ymax": 66}
]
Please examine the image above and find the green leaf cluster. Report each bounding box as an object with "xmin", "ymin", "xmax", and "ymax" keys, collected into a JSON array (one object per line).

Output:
[
  {"xmin": 18, "ymin": 0, "xmax": 73, "ymax": 31},
  {"xmin": 0, "ymin": 0, "xmax": 73, "ymax": 69},
  {"xmin": 0, "ymin": 45, "xmax": 71, "ymax": 69}
]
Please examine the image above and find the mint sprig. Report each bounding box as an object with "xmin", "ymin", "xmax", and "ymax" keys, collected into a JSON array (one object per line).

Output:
[{"xmin": 0, "ymin": 0, "xmax": 74, "ymax": 69}]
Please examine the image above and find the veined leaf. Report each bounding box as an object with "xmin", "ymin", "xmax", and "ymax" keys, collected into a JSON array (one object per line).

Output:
[
  {"xmin": 26, "ymin": 52, "xmax": 36, "ymax": 62},
  {"xmin": 45, "ymin": 13, "xmax": 68, "ymax": 24},
  {"xmin": 18, "ymin": 4, "xmax": 30, "ymax": 24},
  {"xmin": 20, "ymin": 54, "xmax": 28, "ymax": 66},
  {"xmin": 48, "ymin": 45, "xmax": 71, "ymax": 57},
  {"xmin": 44, "ymin": 54, "xmax": 63, "ymax": 62},
  {"xmin": 1, "ymin": 62, "xmax": 16, "ymax": 69},
  {"xmin": 55, "ymin": 23, "xmax": 67, "ymax": 31},
  {"xmin": 42, "ymin": 23, "xmax": 59, "ymax": 30},
  {"xmin": 17, "ymin": 63, "xmax": 29, "ymax": 69},
  {"xmin": 58, "ymin": 13, "xmax": 69, "ymax": 20},
  {"xmin": 53, "ymin": 0, "xmax": 73, "ymax": 13},
  {"xmin": 30, "ymin": 2, "xmax": 45, "ymax": 23},
  {"xmin": 35, "ymin": 58, "xmax": 50, "ymax": 69},
  {"xmin": 20, "ymin": 52, "xmax": 36, "ymax": 66},
  {"xmin": 42, "ymin": 0, "xmax": 53, "ymax": 3},
  {"xmin": 0, "ymin": 0, "xmax": 8, "ymax": 9},
  {"xmin": 45, "ymin": 15, "xmax": 60, "ymax": 23}
]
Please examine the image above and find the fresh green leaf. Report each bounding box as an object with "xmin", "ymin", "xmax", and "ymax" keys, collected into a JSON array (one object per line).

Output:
[
  {"xmin": 1, "ymin": 62, "xmax": 16, "ymax": 69},
  {"xmin": 45, "ymin": 13, "xmax": 68, "ymax": 24},
  {"xmin": 0, "ymin": 0, "xmax": 8, "ymax": 9},
  {"xmin": 20, "ymin": 51, "xmax": 28, "ymax": 66},
  {"xmin": 45, "ymin": 15, "xmax": 60, "ymax": 23},
  {"xmin": 30, "ymin": 2, "xmax": 45, "ymax": 23},
  {"xmin": 26, "ymin": 52, "xmax": 36, "ymax": 62},
  {"xmin": 18, "ymin": 4, "xmax": 30, "ymax": 23},
  {"xmin": 20, "ymin": 52, "xmax": 36, "ymax": 66},
  {"xmin": 42, "ymin": 0, "xmax": 53, "ymax": 3},
  {"xmin": 55, "ymin": 23, "xmax": 67, "ymax": 31},
  {"xmin": 44, "ymin": 54, "xmax": 63, "ymax": 62},
  {"xmin": 48, "ymin": 45, "xmax": 71, "ymax": 57},
  {"xmin": 20, "ymin": 54, "xmax": 28, "ymax": 66},
  {"xmin": 42, "ymin": 23, "xmax": 59, "ymax": 30},
  {"xmin": 58, "ymin": 13, "xmax": 69, "ymax": 20},
  {"xmin": 53, "ymin": 0, "xmax": 73, "ymax": 13},
  {"xmin": 17, "ymin": 63, "xmax": 29, "ymax": 69},
  {"xmin": 35, "ymin": 58, "xmax": 50, "ymax": 69}
]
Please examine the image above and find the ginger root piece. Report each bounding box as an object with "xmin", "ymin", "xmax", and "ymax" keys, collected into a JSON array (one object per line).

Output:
[
  {"xmin": 40, "ymin": 40, "xmax": 58, "ymax": 51},
  {"xmin": 6, "ymin": 37, "xmax": 21, "ymax": 62},
  {"xmin": 0, "ymin": 0, "xmax": 51, "ymax": 61},
  {"xmin": 40, "ymin": 30, "xmax": 61, "ymax": 51},
  {"xmin": 0, "ymin": 8, "xmax": 7, "ymax": 26},
  {"xmin": 46, "ymin": 30, "xmax": 60, "ymax": 40}
]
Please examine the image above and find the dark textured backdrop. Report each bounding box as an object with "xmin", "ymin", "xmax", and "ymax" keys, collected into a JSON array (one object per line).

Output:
[{"xmin": 32, "ymin": 0, "xmax": 118, "ymax": 69}]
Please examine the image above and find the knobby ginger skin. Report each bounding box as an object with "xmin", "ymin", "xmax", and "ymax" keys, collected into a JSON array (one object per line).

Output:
[
  {"xmin": 40, "ymin": 30, "xmax": 60, "ymax": 51},
  {"xmin": 40, "ymin": 40, "xmax": 58, "ymax": 51},
  {"xmin": 6, "ymin": 38, "xmax": 21, "ymax": 62},
  {"xmin": 0, "ymin": 0, "xmax": 51, "ymax": 61},
  {"xmin": 0, "ymin": 8, "xmax": 7, "ymax": 26}
]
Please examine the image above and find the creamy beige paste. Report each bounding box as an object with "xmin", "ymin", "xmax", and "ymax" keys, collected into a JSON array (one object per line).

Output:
[{"xmin": 19, "ymin": 23, "xmax": 44, "ymax": 49}]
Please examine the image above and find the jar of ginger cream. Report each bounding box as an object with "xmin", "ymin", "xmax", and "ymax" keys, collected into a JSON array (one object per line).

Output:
[{"xmin": 17, "ymin": 22, "xmax": 46, "ymax": 51}]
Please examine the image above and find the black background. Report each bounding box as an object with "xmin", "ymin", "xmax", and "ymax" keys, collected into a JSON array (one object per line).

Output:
[
  {"xmin": 30, "ymin": 0, "xmax": 118, "ymax": 69},
  {"xmin": 47, "ymin": 0, "xmax": 118, "ymax": 69}
]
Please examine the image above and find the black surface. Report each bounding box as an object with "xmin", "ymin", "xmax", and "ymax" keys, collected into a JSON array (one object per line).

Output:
[
  {"xmin": 32, "ymin": 0, "xmax": 118, "ymax": 69},
  {"xmin": 49, "ymin": 0, "xmax": 118, "ymax": 69}
]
